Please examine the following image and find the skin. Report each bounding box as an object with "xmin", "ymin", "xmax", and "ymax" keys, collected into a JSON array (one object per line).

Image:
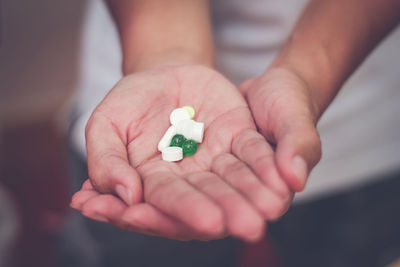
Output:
[
  {"xmin": 71, "ymin": 0, "xmax": 400, "ymax": 241},
  {"xmin": 242, "ymin": 0, "xmax": 400, "ymax": 192},
  {"xmin": 71, "ymin": 64, "xmax": 292, "ymax": 241}
]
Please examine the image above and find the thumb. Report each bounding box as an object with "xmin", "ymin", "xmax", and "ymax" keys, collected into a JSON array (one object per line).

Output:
[
  {"xmin": 85, "ymin": 113, "xmax": 143, "ymax": 205},
  {"xmin": 274, "ymin": 119, "xmax": 322, "ymax": 192}
]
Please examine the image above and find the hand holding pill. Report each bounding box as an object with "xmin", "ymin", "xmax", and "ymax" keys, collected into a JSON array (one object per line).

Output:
[
  {"xmin": 72, "ymin": 64, "xmax": 294, "ymax": 241},
  {"xmin": 159, "ymin": 106, "xmax": 203, "ymax": 161}
]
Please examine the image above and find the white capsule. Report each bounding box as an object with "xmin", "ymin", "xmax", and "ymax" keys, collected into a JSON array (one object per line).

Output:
[
  {"xmin": 170, "ymin": 108, "xmax": 191, "ymax": 126},
  {"xmin": 157, "ymin": 125, "xmax": 177, "ymax": 151},
  {"xmin": 162, "ymin": 147, "xmax": 183, "ymax": 162},
  {"xmin": 175, "ymin": 120, "xmax": 204, "ymax": 143},
  {"xmin": 190, "ymin": 121, "xmax": 204, "ymax": 143}
]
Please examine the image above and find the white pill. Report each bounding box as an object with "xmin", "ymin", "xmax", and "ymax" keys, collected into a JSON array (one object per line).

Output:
[
  {"xmin": 157, "ymin": 125, "xmax": 177, "ymax": 151},
  {"xmin": 176, "ymin": 120, "xmax": 193, "ymax": 136},
  {"xmin": 190, "ymin": 121, "xmax": 204, "ymax": 143},
  {"xmin": 182, "ymin": 106, "xmax": 195, "ymax": 119},
  {"xmin": 170, "ymin": 108, "xmax": 191, "ymax": 126},
  {"xmin": 175, "ymin": 120, "xmax": 204, "ymax": 143},
  {"xmin": 162, "ymin": 147, "xmax": 183, "ymax": 162}
]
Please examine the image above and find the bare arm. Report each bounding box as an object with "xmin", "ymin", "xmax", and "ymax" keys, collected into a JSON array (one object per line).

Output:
[
  {"xmin": 272, "ymin": 0, "xmax": 400, "ymax": 117},
  {"xmin": 106, "ymin": 0, "xmax": 214, "ymax": 74}
]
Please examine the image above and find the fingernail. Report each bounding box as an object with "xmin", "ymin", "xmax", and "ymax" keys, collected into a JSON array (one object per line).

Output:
[
  {"xmin": 292, "ymin": 156, "xmax": 307, "ymax": 187},
  {"xmin": 115, "ymin": 184, "xmax": 133, "ymax": 206}
]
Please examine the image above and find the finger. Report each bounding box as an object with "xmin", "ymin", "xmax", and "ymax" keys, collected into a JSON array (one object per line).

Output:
[
  {"xmin": 86, "ymin": 113, "xmax": 142, "ymax": 205},
  {"xmin": 70, "ymin": 189, "xmax": 99, "ymax": 210},
  {"xmin": 81, "ymin": 193, "xmax": 126, "ymax": 223},
  {"xmin": 81, "ymin": 179, "xmax": 93, "ymax": 190},
  {"xmin": 185, "ymin": 172, "xmax": 265, "ymax": 242},
  {"xmin": 274, "ymin": 120, "xmax": 322, "ymax": 192},
  {"xmin": 122, "ymin": 203, "xmax": 226, "ymax": 241},
  {"xmin": 78, "ymin": 188, "xmax": 225, "ymax": 241},
  {"xmin": 211, "ymin": 153, "xmax": 290, "ymax": 220},
  {"xmin": 143, "ymin": 171, "xmax": 225, "ymax": 236},
  {"xmin": 84, "ymin": 193, "xmax": 226, "ymax": 241},
  {"xmin": 123, "ymin": 204, "xmax": 192, "ymax": 241},
  {"xmin": 79, "ymin": 193, "xmax": 156, "ymax": 236},
  {"xmin": 232, "ymin": 128, "xmax": 292, "ymax": 200}
]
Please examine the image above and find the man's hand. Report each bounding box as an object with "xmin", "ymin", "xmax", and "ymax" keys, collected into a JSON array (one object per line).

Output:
[
  {"xmin": 71, "ymin": 64, "xmax": 293, "ymax": 241},
  {"xmin": 240, "ymin": 67, "xmax": 322, "ymax": 192}
]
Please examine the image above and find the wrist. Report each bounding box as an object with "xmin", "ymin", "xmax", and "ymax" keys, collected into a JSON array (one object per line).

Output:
[
  {"xmin": 259, "ymin": 66, "xmax": 321, "ymax": 124},
  {"xmin": 123, "ymin": 47, "xmax": 214, "ymax": 74},
  {"xmin": 269, "ymin": 37, "xmax": 337, "ymax": 120}
]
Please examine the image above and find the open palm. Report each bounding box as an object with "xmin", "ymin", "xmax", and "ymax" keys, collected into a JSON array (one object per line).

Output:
[{"xmin": 71, "ymin": 65, "xmax": 291, "ymax": 241}]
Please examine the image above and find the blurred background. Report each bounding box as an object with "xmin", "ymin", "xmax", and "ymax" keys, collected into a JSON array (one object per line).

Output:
[
  {"xmin": 0, "ymin": 0, "xmax": 85, "ymax": 266},
  {"xmin": 1, "ymin": 0, "xmax": 400, "ymax": 267}
]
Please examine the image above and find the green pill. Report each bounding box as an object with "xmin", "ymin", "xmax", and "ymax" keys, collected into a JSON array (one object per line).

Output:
[
  {"xmin": 170, "ymin": 134, "xmax": 186, "ymax": 147},
  {"xmin": 182, "ymin": 139, "xmax": 198, "ymax": 155}
]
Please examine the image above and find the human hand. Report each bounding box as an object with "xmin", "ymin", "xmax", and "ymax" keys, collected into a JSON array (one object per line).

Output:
[
  {"xmin": 240, "ymin": 67, "xmax": 322, "ymax": 193},
  {"xmin": 71, "ymin": 64, "xmax": 292, "ymax": 241}
]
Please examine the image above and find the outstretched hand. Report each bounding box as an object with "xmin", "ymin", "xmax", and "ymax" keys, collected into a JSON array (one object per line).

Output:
[{"xmin": 71, "ymin": 64, "xmax": 293, "ymax": 241}]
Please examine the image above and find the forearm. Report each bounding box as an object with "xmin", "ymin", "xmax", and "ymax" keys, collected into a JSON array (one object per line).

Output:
[
  {"xmin": 271, "ymin": 0, "xmax": 400, "ymax": 118},
  {"xmin": 107, "ymin": 0, "xmax": 214, "ymax": 74}
]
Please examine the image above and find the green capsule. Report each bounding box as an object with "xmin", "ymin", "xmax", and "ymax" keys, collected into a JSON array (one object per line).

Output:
[
  {"xmin": 170, "ymin": 134, "xmax": 186, "ymax": 147},
  {"xmin": 182, "ymin": 139, "xmax": 198, "ymax": 155}
]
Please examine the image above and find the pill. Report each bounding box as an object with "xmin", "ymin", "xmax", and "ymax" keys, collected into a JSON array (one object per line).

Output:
[
  {"xmin": 176, "ymin": 120, "xmax": 193, "ymax": 136},
  {"xmin": 170, "ymin": 134, "xmax": 186, "ymax": 147},
  {"xmin": 190, "ymin": 121, "xmax": 204, "ymax": 143},
  {"xmin": 157, "ymin": 125, "xmax": 177, "ymax": 151},
  {"xmin": 182, "ymin": 139, "xmax": 198, "ymax": 155},
  {"xmin": 176, "ymin": 120, "xmax": 204, "ymax": 143},
  {"xmin": 162, "ymin": 146, "xmax": 183, "ymax": 162},
  {"xmin": 170, "ymin": 108, "xmax": 191, "ymax": 126},
  {"xmin": 182, "ymin": 106, "xmax": 195, "ymax": 119}
]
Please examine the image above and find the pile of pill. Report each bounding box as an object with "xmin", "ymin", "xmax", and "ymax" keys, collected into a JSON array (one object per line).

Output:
[{"xmin": 158, "ymin": 106, "xmax": 204, "ymax": 162}]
